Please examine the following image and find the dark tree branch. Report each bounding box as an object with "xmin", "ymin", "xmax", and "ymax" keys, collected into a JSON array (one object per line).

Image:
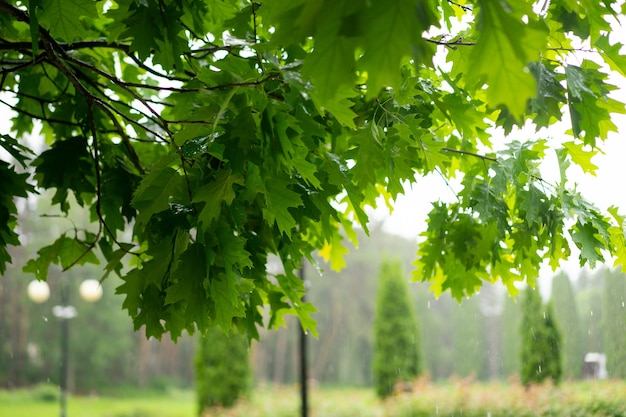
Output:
[
  {"xmin": 442, "ymin": 147, "xmax": 498, "ymax": 162},
  {"xmin": 425, "ymin": 37, "xmax": 476, "ymax": 49},
  {"xmin": 64, "ymin": 59, "xmax": 171, "ymax": 143},
  {"xmin": 0, "ymin": 52, "xmax": 46, "ymax": 74},
  {"xmin": 64, "ymin": 55, "xmax": 169, "ymax": 128},
  {"xmin": 447, "ymin": 0, "xmax": 472, "ymax": 12},
  {"xmin": 0, "ymin": 97, "xmax": 80, "ymax": 126},
  {"xmin": 61, "ymin": 102, "xmax": 103, "ymax": 272}
]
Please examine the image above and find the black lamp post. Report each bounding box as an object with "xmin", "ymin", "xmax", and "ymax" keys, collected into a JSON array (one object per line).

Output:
[
  {"xmin": 27, "ymin": 277, "xmax": 102, "ymax": 417},
  {"xmin": 299, "ymin": 265, "xmax": 309, "ymax": 417}
]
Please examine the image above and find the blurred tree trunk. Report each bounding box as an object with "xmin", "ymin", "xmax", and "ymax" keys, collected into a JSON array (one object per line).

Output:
[
  {"xmin": 137, "ymin": 331, "xmax": 150, "ymax": 387},
  {"xmin": 273, "ymin": 328, "xmax": 288, "ymax": 384}
]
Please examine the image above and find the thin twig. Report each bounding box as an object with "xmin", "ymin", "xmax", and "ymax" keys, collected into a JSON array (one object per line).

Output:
[
  {"xmin": 60, "ymin": 102, "xmax": 104, "ymax": 272},
  {"xmin": 442, "ymin": 147, "xmax": 498, "ymax": 162},
  {"xmin": 425, "ymin": 37, "xmax": 476, "ymax": 49},
  {"xmin": 0, "ymin": 52, "xmax": 46, "ymax": 74},
  {"xmin": 0, "ymin": 97, "xmax": 80, "ymax": 126},
  {"xmin": 447, "ymin": 0, "xmax": 472, "ymax": 12}
]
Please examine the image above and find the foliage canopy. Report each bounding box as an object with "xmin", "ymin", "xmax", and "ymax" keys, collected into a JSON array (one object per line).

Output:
[{"xmin": 2, "ymin": 0, "xmax": 626, "ymax": 339}]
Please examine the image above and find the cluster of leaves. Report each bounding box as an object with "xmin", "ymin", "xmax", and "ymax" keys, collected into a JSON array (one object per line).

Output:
[{"xmin": 1, "ymin": 0, "xmax": 626, "ymax": 339}]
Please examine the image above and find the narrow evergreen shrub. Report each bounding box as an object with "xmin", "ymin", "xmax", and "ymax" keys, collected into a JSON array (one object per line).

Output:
[
  {"xmin": 520, "ymin": 287, "xmax": 562, "ymax": 385},
  {"xmin": 542, "ymin": 302, "xmax": 563, "ymax": 383},
  {"xmin": 602, "ymin": 269, "xmax": 626, "ymax": 378},
  {"xmin": 551, "ymin": 271, "xmax": 583, "ymax": 379},
  {"xmin": 195, "ymin": 327, "xmax": 250, "ymax": 414},
  {"xmin": 373, "ymin": 259, "xmax": 420, "ymax": 398}
]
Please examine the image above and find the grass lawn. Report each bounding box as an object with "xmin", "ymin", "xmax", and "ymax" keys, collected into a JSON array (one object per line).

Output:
[
  {"xmin": 0, "ymin": 388, "xmax": 195, "ymax": 417},
  {"xmin": 4, "ymin": 379, "xmax": 626, "ymax": 417}
]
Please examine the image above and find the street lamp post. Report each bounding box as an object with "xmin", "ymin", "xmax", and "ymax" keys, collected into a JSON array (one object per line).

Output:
[{"xmin": 27, "ymin": 277, "xmax": 103, "ymax": 417}]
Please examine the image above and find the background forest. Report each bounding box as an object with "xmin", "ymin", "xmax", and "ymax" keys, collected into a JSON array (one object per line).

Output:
[{"xmin": 2, "ymin": 216, "xmax": 622, "ymax": 392}]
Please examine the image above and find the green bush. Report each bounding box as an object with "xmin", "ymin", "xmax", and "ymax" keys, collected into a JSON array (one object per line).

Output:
[
  {"xmin": 373, "ymin": 259, "xmax": 420, "ymax": 398},
  {"xmin": 195, "ymin": 327, "xmax": 250, "ymax": 414},
  {"xmin": 31, "ymin": 382, "xmax": 59, "ymax": 402}
]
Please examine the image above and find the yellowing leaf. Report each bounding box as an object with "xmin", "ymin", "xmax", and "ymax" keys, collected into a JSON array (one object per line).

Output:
[
  {"xmin": 608, "ymin": 206, "xmax": 626, "ymax": 272},
  {"xmin": 562, "ymin": 141, "xmax": 598, "ymax": 175},
  {"xmin": 319, "ymin": 235, "xmax": 349, "ymax": 272},
  {"xmin": 595, "ymin": 35, "xmax": 626, "ymax": 78}
]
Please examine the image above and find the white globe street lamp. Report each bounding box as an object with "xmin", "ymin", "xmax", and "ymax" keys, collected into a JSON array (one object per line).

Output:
[
  {"xmin": 27, "ymin": 280, "xmax": 51, "ymax": 303},
  {"xmin": 27, "ymin": 276, "xmax": 102, "ymax": 417},
  {"xmin": 79, "ymin": 279, "xmax": 103, "ymax": 303}
]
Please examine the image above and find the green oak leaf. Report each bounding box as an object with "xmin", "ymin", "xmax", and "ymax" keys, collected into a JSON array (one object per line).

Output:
[
  {"xmin": 468, "ymin": 1, "xmax": 548, "ymax": 116},
  {"xmin": 263, "ymin": 176, "xmax": 303, "ymax": 234},
  {"xmin": 210, "ymin": 273, "xmax": 246, "ymax": 332},
  {"xmin": 310, "ymin": 85, "xmax": 359, "ymax": 129},
  {"xmin": 33, "ymin": 136, "xmax": 96, "ymax": 212},
  {"xmin": 165, "ymin": 244, "xmax": 211, "ymax": 331},
  {"xmin": 38, "ymin": 0, "xmax": 99, "ymax": 42},
  {"xmin": 23, "ymin": 235, "xmax": 100, "ymax": 280},
  {"xmin": 571, "ymin": 221, "xmax": 605, "ymax": 267},
  {"xmin": 528, "ymin": 62, "xmax": 566, "ymax": 127},
  {"xmin": 134, "ymin": 284, "xmax": 167, "ymax": 338},
  {"xmin": 0, "ymin": 162, "xmax": 32, "ymax": 273},
  {"xmin": 359, "ymin": 0, "xmax": 436, "ymax": 97},
  {"xmin": 132, "ymin": 160, "xmax": 185, "ymax": 227},
  {"xmin": 193, "ymin": 169, "xmax": 244, "ymax": 228},
  {"xmin": 302, "ymin": 33, "xmax": 357, "ymax": 104}
]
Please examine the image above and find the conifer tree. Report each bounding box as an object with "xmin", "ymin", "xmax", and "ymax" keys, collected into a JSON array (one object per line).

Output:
[
  {"xmin": 452, "ymin": 297, "xmax": 487, "ymax": 378},
  {"xmin": 542, "ymin": 302, "xmax": 563, "ymax": 384},
  {"xmin": 551, "ymin": 271, "xmax": 583, "ymax": 379},
  {"xmin": 373, "ymin": 259, "xmax": 420, "ymax": 398},
  {"xmin": 520, "ymin": 287, "xmax": 562, "ymax": 385},
  {"xmin": 195, "ymin": 328, "xmax": 250, "ymax": 413},
  {"xmin": 577, "ymin": 269, "xmax": 605, "ymax": 354},
  {"xmin": 501, "ymin": 295, "xmax": 522, "ymax": 377},
  {"xmin": 602, "ymin": 269, "xmax": 626, "ymax": 378}
]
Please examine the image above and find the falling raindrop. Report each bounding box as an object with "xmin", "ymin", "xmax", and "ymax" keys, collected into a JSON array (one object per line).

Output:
[
  {"xmin": 622, "ymin": 301, "xmax": 625, "ymax": 308},
  {"xmin": 435, "ymin": 405, "xmax": 439, "ymax": 415},
  {"xmin": 590, "ymin": 310, "xmax": 594, "ymax": 316},
  {"xmin": 43, "ymin": 316, "xmax": 48, "ymax": 322},
  {"xmin": 427, "ymin": 301, "xmax": 431, "ymax": 309},
  {"xmin": 538, "ymin": 365, "xmax": 542, "ymax": 374}
]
